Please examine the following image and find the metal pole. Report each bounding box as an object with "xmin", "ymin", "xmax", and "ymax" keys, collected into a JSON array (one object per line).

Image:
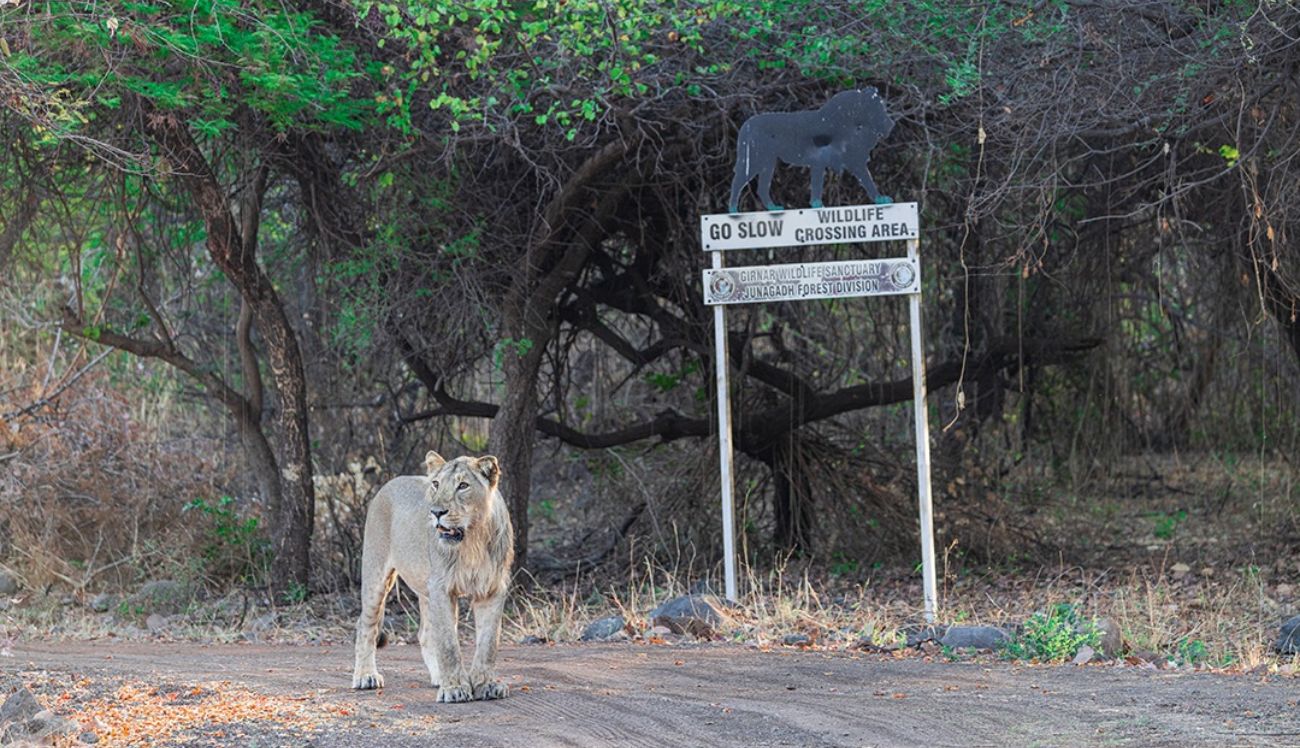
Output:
[
  {"xmin": 711, "ymin": 250, "xmax": 739, "ymax": 602},
  {"xmin": 907, "ymin": 237, "xmax": 938, "ymax": 623}
]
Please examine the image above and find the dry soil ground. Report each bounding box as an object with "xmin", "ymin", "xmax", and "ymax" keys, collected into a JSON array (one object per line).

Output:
[{"xmin": 4, "ymin": 640, "xmax": 1298, "ymax": 747}]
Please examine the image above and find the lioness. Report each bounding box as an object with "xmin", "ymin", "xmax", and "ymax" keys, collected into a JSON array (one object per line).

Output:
[{"xmin": 351, "ymin": 452, "xmax": 514, "ymax": 702}]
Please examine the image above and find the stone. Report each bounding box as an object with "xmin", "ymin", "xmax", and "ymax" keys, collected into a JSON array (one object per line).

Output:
[
  {"xmin": 250, "ymin": 612, "xmax": 278, "ymax": 633},
  {"xmin": 89, "ymin": 593, "xmax": 117, "ymax": 613},
  {"xmin": 939, "ymin": 626, "xmax": 1012, "ymax": 651},
  {"xmin": 126, "ymin": 580, "xmax": 193, "ymax": 616},
  {"xmin": 782, "ymin": 634, "xmax": 811, "ymax": 646},
  {"xmin": 1071, "ymin": 644, "xmax": 1097, "ymax": 665},
  {"xmin": 1093, "ymin": 617, "xmax": 1124, "ymax": 658},
  {"xmin": 0, "ymin": 570, "xmax": 17, "ymax": 596},
  {"xmin": 580, "ymin": 616, "xmax": 626, "ymax": 642},
  {"xmin": 2, "ymin": 709, "xmax": 78, "ymax": 743},
  {"xmin": 648, "ymin": 595, "xmax": 729, "ymax": 640},
  {"xmin": 1275, "ymin": 615, "xmax": 1300, "ymax": 655},
  {"xmin": 1170, "ymin": 562, "xmax": 1191, "ymax": 577},
  {"xmin": 519, "ymin": 635, "xmax": 548, "ymax": 645},
  {"xmin": 902, "ymin": 625, "xmax": 942, "ymax": 647},
  {"xmin": 145, "ymin": 614, "xmax": 168, "ymax": 634},
  {"xmin": 0, "ymin": 687, "xmax": 41, "ymax": 725},
  {"xmin": 1275, "ymin": 583, "xmax": 1295, "ymax": 600},
  {"xmin": 648, "ymin": 595, "xmax": 730, "ymax": 628},
  {"xmin": 80, "ymin": 731, "xmax": 100, "ymax": 744}
]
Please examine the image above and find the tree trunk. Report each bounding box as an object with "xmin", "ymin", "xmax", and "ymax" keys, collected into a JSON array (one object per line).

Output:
[
  {"xmin": 146, "ymin": 117, "xmax": 314, "ymax": 595},
  {"xmin": 487, "ymin": 327, "xmax": 549, "ymax": 570}
]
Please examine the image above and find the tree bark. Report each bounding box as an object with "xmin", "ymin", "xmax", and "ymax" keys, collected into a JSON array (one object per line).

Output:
[
  {"xmin": 486, "ymin": 137, "xmax": 637, "ymax": 570},
  {"xmin": 145, "ymin": 117, "xmax": 314, "ymax": 595}
]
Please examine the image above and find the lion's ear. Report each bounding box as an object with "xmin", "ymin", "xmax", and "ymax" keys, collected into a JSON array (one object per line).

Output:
[
  {"xmin": 476, "ymin": 455, "xmax": 501, "ymax": 487},
  {"xmin": 425, "ymin": 451, "xmax": 446, "ymax": 475}
]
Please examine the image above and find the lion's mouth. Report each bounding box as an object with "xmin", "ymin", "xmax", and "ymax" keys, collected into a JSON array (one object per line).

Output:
[{"xmin": 436, "ymin": 525, "xmax": 465, "ymax": 543}]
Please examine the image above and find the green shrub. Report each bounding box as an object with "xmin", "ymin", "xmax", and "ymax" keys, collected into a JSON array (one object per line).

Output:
[{"xmin": 1001, "ymin": 603, "xmax": 1100, "ymax": 662}]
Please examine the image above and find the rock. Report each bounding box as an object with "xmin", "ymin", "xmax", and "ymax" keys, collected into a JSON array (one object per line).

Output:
[
  {"xmin": 1071, "ymin": 644, "xmax": 1097, "ymax": 665},
  {"xmin": 648, "ymin": 625, "xmax": 674, "ymax": 637},
  {"xmin": 0, "ymin": 570, "xmax": 17, "ymax": 596},
  {"xmin": 580, "ymin": 616, "xmax": 626, "ymax": 642},
  {"xmin": 939, "ymin": 626, "xmax": 1012, "ymax": 651},
  {"xmin": 89, "ymin": 593, "xmax": 117, "ymax": 613},
  {"xmin": 902, "ymin": 625, "xmax": 942, "ymax": 647},
  {"xmin": 0, "ymin": 687, "xmax": 41, "ymax": 725},
  {"xmin": 145, "ymin": 614, "xmax": 168, "ymax": 634},
  {"xmin": 1093, "ymin": 617, "xmax": 1124, "ymax": 658},
  {"xmin": 782, "ymin": 634, "xmax": 811, "ymax": 646},
  {"xmin": 1275, "ymin": 583, "xmax": 1295, "ymax": 600},
  {"xmin": 648, "ymin": 595, "xmax": 729, "ymax": 639},
  {"xmin": 1170, "ymin": 562, "xmax": 1191, "ymax": 577},
  {"xmin": 126, "ymin": 580, "xmax": 193, "ymax": 616},
  {"xmin": 648, "ymin": 595, "xmax": 729, "ymax": 627},
  {"xmin": 250, "ymin": 612, "xmax": 278, "ymax": 633},
  {"xmin": 519, "ymin": 635, "xmax": 548, "ymax": 645},
  {"xmin": 1276, "ymin": 615, "xmax": 1300, "ymax": 654},
  {"xmin": 2, "ymin": 709, "xmax": 78, "ymax": 744},
  {"xmin": 80, "ymin": 731, "xmax": 100, "ymax": 744}
]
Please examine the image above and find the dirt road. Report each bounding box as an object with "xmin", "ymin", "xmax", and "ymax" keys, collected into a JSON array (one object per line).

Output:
[{"xmin": 4, "ymin": 640, "xmax": 1298, "ymax": 747}]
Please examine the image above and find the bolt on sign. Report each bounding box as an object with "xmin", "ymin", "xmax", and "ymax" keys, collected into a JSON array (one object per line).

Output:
[{"xmin": 702, "ymin": 89, "xmax": 937, "ymax": 622}]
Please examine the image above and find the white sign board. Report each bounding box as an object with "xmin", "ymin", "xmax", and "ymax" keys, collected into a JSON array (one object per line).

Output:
[
  {"xmin": 700, "ymin": 202, "xmax": 919, "ymax": 251},
  {"xmin": 703, "ymin": 258, "xmax": 918, "ymax": 305}
]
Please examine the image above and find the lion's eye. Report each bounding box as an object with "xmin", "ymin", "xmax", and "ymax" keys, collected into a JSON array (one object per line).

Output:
[{"xmin": 457, "ymin": 482, "xmax": 469, "ymax": 491}]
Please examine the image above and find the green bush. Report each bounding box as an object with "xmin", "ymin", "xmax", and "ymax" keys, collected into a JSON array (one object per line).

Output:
[
  {"xmin": 182, "ymin": 496, "xmax": 271, "ymax": 587},
  {"xmin": 1001, "ymin": 603, "xmax": 1100, "ymax": 662}
]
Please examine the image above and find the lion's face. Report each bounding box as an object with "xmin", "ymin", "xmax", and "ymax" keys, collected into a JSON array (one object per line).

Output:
[
  {"xmin": 826, "ymin": 87, "xmax": 893, "ymax": 149},
  {"xmin": 423, "ymin": 452, "xmax": 501, "ymax": 545}
]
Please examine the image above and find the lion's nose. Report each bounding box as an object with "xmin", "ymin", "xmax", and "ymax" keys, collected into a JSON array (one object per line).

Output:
[{"xmin": 431, "ymin": 509, "xmax": 448, "ymax": 521}]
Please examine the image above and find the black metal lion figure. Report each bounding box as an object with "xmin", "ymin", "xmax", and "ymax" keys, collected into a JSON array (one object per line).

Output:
[{"xmin": 728, "ymin": 88, "xmax": 895, "ymax": 213}]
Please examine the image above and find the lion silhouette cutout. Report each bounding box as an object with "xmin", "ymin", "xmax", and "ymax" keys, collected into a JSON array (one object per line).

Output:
[{"xmin": 729, "ymin": 88, "xmax": 895, "ymax": 213}]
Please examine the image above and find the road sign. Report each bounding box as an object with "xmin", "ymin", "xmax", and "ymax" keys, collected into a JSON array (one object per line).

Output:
[
  {"xmin": 702, "ymin": 257, "xmax": 918, "ymax": 305},
  {"xmin": 700, "ymin": 202, "xmax": 918, "ymax": 251}
]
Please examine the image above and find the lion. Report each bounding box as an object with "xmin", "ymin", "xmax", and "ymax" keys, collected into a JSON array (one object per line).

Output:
[
  {"xmin": 351, "ymin": 451, "xmax": 514, "ymax": 703},
  {"xmin": 728, "ymin": 88, "xmax": 895, "ymax": 213}
]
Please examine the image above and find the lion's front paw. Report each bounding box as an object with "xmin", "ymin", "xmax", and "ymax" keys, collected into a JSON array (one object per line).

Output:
[
  {"xmin": 352, "ymin": 671, "xmax": 384, "ymax": 690},
  {"xmin": 437, "ymin": 684, "xmax": 473, "ymax": 703},
  {"xmin": 474, "ymin": 681, "xmax": 509, "ymax": 700},
  {"xmin": 437, "ymin": 673, "xmax": 473, "ymax": 703}
]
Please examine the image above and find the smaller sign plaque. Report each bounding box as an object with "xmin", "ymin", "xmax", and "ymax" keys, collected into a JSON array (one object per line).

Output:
[{"xmin": 702, "ymin": 257, "xmax": 918, "ymax": 306}]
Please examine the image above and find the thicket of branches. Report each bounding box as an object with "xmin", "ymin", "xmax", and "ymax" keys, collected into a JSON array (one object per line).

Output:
[{"xmin": 2, "ymin": 0, "xmax": 1298, "ymax": 592}]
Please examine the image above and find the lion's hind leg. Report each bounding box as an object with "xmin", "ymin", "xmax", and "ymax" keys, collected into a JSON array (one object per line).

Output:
[{"xmin": 352, "ymin": 565, "xmax": 396, "ymax": 690}]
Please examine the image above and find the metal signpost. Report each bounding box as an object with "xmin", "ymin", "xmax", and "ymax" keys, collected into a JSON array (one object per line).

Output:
[{"xmin": 700, "ymin": 201, "xmax": 938, "ymax": 622}]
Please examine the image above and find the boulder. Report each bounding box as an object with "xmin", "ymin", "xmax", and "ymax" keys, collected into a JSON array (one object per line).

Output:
[
  {"xmin": 0, "ymin": 687, "xmax": 41, "ymax": 726},
  {"xmin": 1276, "ymin": 615, "xmax": 1300, "ymax": 655},
  {"xmin": 1093, "ymin": 617, "xmax": 1124, "ymax": 658},
  {"xmin": 648, "ymin": 595, "xmax": 729, "ymax": 629},
  {"xmin": 0, "ymin": 571, "xmax": 18, "ymax": 596},
  {"xmin": 580, "ymin": 616, "xmax": 626, "ymax": 642},
  {"xmin": 88, "ymin": 593, "xmax": 117, "ymax": 613},
  {"xmin": 2, "ymin": 709, "xmax": 78, "ymax": 744},
  {"xmin": 939, "ymin": 625, "xmax": 1012, "ymax": 651},
  {"xmin": 126, "ymin": 580, "xmax": 193, "ymax": 616}
]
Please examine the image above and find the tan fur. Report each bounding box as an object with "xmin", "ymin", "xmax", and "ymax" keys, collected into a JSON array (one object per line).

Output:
[{"xmin": 351, "ymin": 452, "xmax": 514, "ymax": 702}]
